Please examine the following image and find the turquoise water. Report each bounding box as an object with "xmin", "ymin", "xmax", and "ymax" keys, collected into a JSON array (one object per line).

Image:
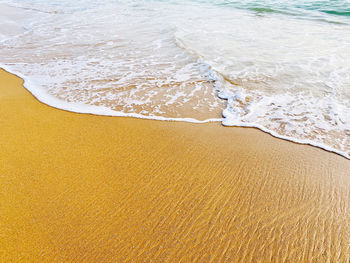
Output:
[
  {"xmin": 2, "ymin": 0, "xmax": 350, "ymax": 18},
  {"xmin": 220, "ymin": 0, "xmax": 350, "ymax": 16},
  {"xmin": 0, "ymin": 0, "xmax": 349, "ymax": 158},
  {"xmin": 3, "ymin": 0, "xmax": 350, "ymax": 16}
]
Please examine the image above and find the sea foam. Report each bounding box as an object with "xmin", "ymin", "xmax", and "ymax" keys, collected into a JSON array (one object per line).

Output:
[{"xmin": 0, "ymin": 0, "xmax": 349, "ymax": 159}]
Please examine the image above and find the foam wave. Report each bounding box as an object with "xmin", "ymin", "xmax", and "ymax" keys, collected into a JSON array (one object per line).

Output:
[
  {"xmin": 2, "ymin": 60, "xmax": 349, "ymax": 159},
  {"xmin": 0, "ymin": 63, "xmax": 222, "ymax": 124},
  {"xmin": 174, "ymin": 12, "xmax": 350, "ymax": 159},
  {"xmin": 0, "ymin": 0, "xmax": 349, "ymax": 160}
]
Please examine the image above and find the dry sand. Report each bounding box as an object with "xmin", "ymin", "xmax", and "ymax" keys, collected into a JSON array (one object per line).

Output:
[{"xmin": 0, "ymin": 68, "xmax": 349, "ymax": 262}]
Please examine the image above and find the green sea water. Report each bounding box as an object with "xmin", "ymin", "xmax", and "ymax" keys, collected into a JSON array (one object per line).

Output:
[{"xmin": 1, "ymin": 0, "xmax": 350, "ymax": 18}]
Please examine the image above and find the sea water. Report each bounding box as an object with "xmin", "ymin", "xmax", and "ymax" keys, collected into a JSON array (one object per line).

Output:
[{"xmin": 0, "ymin": 0, "xmax": 349, "ymax": 158}]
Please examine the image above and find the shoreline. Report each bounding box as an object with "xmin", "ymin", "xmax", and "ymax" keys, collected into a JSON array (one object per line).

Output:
[
  {"xmin": 1, "ymin": 64, "xmax": 348, "ymax": 160},
  {"xmin": 1, "ymin": 68, "xmax": 349, "ymax": 262}
]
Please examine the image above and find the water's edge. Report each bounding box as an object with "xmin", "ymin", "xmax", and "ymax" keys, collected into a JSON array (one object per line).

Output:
[
  {"xmin": 1, "ymin": 63, "xmax": 349, "ymax": 160},
  {"xmin": 0, "ymin": 64, "xmax": 222, "ymax": 124}
]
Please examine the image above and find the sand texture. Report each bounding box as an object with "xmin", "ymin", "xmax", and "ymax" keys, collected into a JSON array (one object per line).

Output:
[{"xmin": 0, "ymin": 68, "xmax": 349, "ymax": 262}]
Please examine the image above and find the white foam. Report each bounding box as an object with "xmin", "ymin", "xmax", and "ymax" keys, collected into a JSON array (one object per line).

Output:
[
  {"xmin": 0, "ymin": 63, "xmax": 222, "ymax": 124},
  {"xmin": 174, "ymin": 7, "xmax": 350, "ymax": 159},
  {"xmin": 0, "ymin": 0, "xmax": 349, "ymax": 160},
  {"xmin": 2, "ymin": 61, "xmax": 349, "ymax": 160}
]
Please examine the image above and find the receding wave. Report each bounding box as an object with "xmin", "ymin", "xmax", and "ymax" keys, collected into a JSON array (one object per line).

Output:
[
  {"xmin": 175, "ymin": 23, "xmax": 350, "ymax": 159},
  {"xmin": 0, "ymin": 0, "xmax": 349, "ymax": 159}
]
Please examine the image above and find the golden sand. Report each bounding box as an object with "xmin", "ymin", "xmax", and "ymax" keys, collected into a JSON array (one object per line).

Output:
[{"xmin": 0, "ymin": 68, "xmax": 349, "ymax": 262}]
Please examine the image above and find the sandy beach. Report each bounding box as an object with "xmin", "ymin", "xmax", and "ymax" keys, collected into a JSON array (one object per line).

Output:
[{"xmin": 0, "ymin": 68, "xmax": 349, "ymax": 262}]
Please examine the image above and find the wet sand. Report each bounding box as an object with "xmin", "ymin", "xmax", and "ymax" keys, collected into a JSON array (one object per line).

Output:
[{"xmin": 0, "ymin": 68, "xmax": 349, "ymax": 262}]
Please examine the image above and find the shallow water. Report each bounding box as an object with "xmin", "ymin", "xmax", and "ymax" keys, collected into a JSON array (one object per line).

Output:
[{"xmin": 0, "ymin": 0, "xmax": 349, "ymax": 158}]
